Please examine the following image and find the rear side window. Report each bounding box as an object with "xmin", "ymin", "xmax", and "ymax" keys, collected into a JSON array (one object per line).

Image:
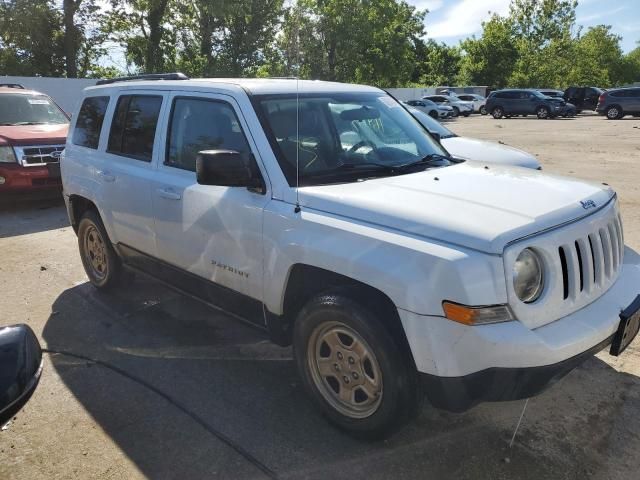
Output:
[
  {"xmin": 107, "ymin": 95, "xmax": 162, "ymax": 162},
  {"xmin": 72, "ymin": 96, "xmax": 109, "ymax": 149},
  {"xmin": 166, "ymin": 98, "xmax": 251, "ymax": 172}
]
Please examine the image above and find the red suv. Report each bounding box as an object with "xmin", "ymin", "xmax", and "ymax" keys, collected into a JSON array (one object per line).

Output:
[{"xmin": 0, "ymin": 85, "xmax": 69, "ymax": 192}]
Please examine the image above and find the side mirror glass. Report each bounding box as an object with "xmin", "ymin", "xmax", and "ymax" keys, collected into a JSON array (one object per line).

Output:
[
  {"xmin": 196, "ymin": 150, "xmax": 264, "ymax": 192},
  {"xmin": 0, "ymin": 324, "xmax": 43, "ymax": 425}
]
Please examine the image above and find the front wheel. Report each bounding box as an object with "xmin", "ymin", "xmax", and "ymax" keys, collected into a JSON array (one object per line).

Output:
[
  {"xmin": 463, "ymin": 112, "xmax": 471, "ymax": 117},
  {"xmin": 293, "ymin": 292, "xmax": 420, "ymax": 439},
  {"xmin": 536, "ymin": 106, "xmax": 550, "ymax": 119},
  {"xmin": 78, "ymin": 210, "xmax": 125, "ymax": 290},
  {"xmin": 491, "ymin": 106, "xmax": 504, "ymax": 119},
  {"xmin": 452, "ymin": 106, "xmax": 460, "ymax": 117},
  {"xmin": 479, "ymin": 105, "xmax": 487, "ymax": 115}
]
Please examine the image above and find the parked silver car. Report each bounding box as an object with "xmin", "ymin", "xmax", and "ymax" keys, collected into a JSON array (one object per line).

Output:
[
  {"xmin": 404, "ymin": 99, "xmax": 454, "ymax": 119},
  {"xmin": 422, "ymin": 95, "xmax": 473, "ymax": 117}
]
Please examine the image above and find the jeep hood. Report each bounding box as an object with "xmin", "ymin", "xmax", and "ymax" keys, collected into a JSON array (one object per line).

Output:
[
  {"xmin": 299, "ymin": 162, "xmax": 614, "ymax": 254},
  {"xmin": 0, "ymin": 124, "xmax": 68, "ymax": 146}
]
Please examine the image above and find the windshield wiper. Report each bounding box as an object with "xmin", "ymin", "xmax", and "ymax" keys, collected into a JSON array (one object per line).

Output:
[{"xmin": 395, "ymin": 153, "xmax": 450, "ymax": 171}]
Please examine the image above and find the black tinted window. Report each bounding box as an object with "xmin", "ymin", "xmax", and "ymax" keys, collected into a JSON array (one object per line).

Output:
[
  {"xmin": 107, "ymin": 95, "xmax": 162, "ymax": 161},
  {"xmin": 166, "ymin": 98, "xmax": 250, "ymax": 172},
  {"xmin": 72, "ymin": 96, "xmax": 109, "ymax": 149}
]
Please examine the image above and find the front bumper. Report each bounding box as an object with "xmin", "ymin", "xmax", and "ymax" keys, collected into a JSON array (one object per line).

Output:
[
  {"xmin": 399, "ymin": 246, "xmax": 640, "ymax": 411},
  {"xmin": 0, "ymin": 164, "xmax": 62, "ymax": 191},
  {"xmin": 419, "ymin": 334, "xmax": 613, "ymax": 412}
]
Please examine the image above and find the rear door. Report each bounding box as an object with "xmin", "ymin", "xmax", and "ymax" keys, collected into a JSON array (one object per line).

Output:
[
  {"xmin": 99, "ymin": 91, "xmax": 166, "ymax": 256},
  {"xmin": 628, "ymin": 88, "xmax": 640, "ymax": 113}
]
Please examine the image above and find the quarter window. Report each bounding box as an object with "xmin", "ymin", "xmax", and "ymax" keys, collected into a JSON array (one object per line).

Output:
[
  {"xmin": 166, "ymin": 98, "xmax": 250, "ymax": 172},
  {"xmin": 73, "ymin": 96, "xmax": 109, "ymax": 149},
  {"xmin": 107, "ymin": 95, "xmax": 162, "ymax": 162}
]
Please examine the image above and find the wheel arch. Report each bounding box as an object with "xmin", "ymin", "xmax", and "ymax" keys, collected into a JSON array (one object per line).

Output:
[
  {"xmin": 68, "ymin": 194, "xmax": 99, "ymax": 234},
  {"xmin": 267, "ymin": 264, "xmax": 415, "ymax": 367}
]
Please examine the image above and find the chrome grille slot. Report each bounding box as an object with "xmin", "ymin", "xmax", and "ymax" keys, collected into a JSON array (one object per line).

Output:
[
  {"xmin": 15, "ymin": 145, "xmax": 65, "ymax": 166},
  {"xmin": 559, "ymin": 217, "xmax": 623, "ymax": 302}
]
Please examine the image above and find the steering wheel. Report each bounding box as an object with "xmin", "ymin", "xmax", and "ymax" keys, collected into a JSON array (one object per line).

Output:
[{"xmin": 348, "ymin": 140, "xmax": 376, "ymax": 155}]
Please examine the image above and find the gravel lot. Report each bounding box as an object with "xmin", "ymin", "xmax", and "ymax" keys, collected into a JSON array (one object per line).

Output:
[{"xmin": 1, "ymin": 114, "xmax": 639, "ymax": 480}]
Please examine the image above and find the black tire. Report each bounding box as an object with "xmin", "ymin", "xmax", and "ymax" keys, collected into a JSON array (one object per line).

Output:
[
  {"xmin": 293, "ymin": 291, "xmax": 420, "ymax": 439},
  {"xmin": 462, "ymin": 112, "xmax": 471, "ymax": 117},
  {"xmin": 78, "ymin": 210, "xmax": 125, "ymax": 290},
  {"xmin": 606, "ymin": 105, "xmax": 623, "ymax": 120},
  {"xmin": 479, "ymin": 105, "xmax": 487, "ymax": 115},
  {"xmin": 522, "ymin": 114, "xmax": 528, "ymax": 117},
  {"xmin": 491, "ymin": 106, "xmax": 504, "ymax": 119},
  {"xmin": 452, "ymin": 106, "xmax": 460, "ymax": 117},
  {"xmin": 536, "ymin": 106, "xmax": 550, "ymax": 119},
  {"xmin": 428, "ymin": 110, "xmax": 439, "ymax": 119}
]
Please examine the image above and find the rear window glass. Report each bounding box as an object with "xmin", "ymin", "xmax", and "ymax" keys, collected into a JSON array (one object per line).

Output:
[
  {"xmin": 72, "ymin": 96, "xmax": 110, "ymax": 149},
  {"xmin": 107, "ymin": 95, "xmax": 162, "ymax": 162}
]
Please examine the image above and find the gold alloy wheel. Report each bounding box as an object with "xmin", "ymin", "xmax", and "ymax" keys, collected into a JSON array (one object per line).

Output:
[
  {"xmin": 84, "ymin": 224, "xmax": 108, "ymax": 281},
  {"xmin": 307, "ymin": 321, "xmax": 383, "ymax": 419}
]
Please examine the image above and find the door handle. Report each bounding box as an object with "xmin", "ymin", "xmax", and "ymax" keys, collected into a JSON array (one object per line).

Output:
[
  {"xmin": 156, "ymin": 187, "xmax": 181, "ymax": 200},
  {"xmin": 97, "ymin": 170, "xmax": 115, "ymax": 183}
]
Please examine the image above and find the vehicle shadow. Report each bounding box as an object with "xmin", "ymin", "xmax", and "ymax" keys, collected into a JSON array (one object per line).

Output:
[
  {"xmin": 0, "ymin": 195, "xmax": 69, "ymax": 238},
  {"xmin": 42, "ymin": 277, "xmax": 640, "ymax": 479}
]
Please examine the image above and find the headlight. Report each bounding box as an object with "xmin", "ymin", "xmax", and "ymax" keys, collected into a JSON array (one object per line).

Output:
[
  {"xmin": 0, "ymin": 146, "xmax": 17, "ymax": 163},
  {"xmin": 513, "ymin": 248, "xmax": 544, "ymax": 303}
]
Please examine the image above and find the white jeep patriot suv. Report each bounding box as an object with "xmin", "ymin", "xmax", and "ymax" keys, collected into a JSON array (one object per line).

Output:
[{"xmin": 62, "ymin": 74, "xmax": 640, "ymax": 438}]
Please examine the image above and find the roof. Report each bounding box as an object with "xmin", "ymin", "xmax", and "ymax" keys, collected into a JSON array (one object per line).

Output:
[
  {"xmin": 84, "ymin": 78, "xmax": 382, "ymax": 96},
  {"xmin": 0, "ymin": 87, "xmax": 43, "ymax": 96}
]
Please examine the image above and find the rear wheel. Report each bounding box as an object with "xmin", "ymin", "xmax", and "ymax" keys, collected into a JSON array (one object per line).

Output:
[
  {"xmin": 606, "ymin": 105, "xmax": 623, "ymax": 119},
  {"xmin": 78, "ymin": 210, "xmax": 125, "ymax": 290},
  {"xmin": 452, "ymin": 106, "xmax": 460, "ymax": 117},
  {"xmin": 293, "ymin": 292, "xmax": 420, "ymax": 439},
  {"xmin": 536, "ymin": 106, "xmax": 550, "ymax": 119},
  {"xmin": 491, "ymin": 106, "xmax": 504, "ymax": 119},
  {"xmin": 479, "ymin": 105, "xmax": 487, "ymax": 115},
  {"xmin": 428, "ymin": 110, "xmax": 439, "ymax": 119}
]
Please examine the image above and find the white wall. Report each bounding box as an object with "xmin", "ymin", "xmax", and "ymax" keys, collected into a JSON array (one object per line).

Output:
[{"xmin": 0, "ymin": 76, "xmax": 97, "ymax": 114}]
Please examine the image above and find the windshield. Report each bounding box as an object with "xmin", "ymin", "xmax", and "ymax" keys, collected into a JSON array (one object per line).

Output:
[
  {"xmin": 0, "ymin": 94, "xmax": 68, "ymax": 125},
  {"xmin": 253, "ymin": 92, "xmax": 449, "ymax": 186},
  {"xmin": 407, "ymin": 108, "xmax": 456, "ymax": 139}
]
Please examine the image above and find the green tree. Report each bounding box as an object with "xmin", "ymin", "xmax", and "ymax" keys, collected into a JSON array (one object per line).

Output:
[
  {"xmin": 508, "ymin": 0, "xmax": 577, "ymax": 87},
  {"xmin": 268, "ymin": 0, "xmax": 425, "ymax": 87},
  {"xmin": 566, "ymin": 25, "xmax": 629, "ymax": 87},
  {"xmin": 457, "ymin": 14, "xmax": 517, "ymax": 88},
  {"xmin": 0, "ymin": 0, "xmax": 65, "ymax": 76},
  {"xmin": 413, "ymin": 39, "xmax": 461, "ymax": 86},
  {"xmin": 105, "ymin": 0, "xmax": 172, "ymax": 73}
]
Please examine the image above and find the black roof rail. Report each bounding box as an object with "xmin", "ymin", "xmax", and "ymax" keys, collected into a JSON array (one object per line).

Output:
[
  {"xmin": 96, "ymin": 72, "xmax": 189, "ymax": 86},
  {"xmin": 0, "ymin": 83, "xmax": 25, "ymax": 89}
]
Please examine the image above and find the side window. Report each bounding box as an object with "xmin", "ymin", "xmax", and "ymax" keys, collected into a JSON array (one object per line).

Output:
[
  {"xmin": 72, "ymin": 96, "xmax": 109, "ymax": 149},
  {"xmin": 107, "ymin": 95, "xmax": 162, "ymax": 162},
  {"xmin": 166, "ymin": 97, "xmax": 251, "ymax": 172}
]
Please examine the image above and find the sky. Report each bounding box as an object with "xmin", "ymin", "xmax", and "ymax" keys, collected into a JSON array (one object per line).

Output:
[{"xmin": 411, "ymin": 0, "xmax": 640, "ymax": 53}]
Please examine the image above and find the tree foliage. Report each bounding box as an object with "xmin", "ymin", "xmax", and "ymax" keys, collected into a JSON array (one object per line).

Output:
[{"xmin": 0, "ymin": 0, "xmax": 638, "ymax": 87}]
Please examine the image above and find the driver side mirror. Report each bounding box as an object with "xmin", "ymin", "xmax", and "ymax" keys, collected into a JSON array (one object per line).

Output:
[
  {"xmin": 196, "ymin": 150, "xmax": 264, "ymax": 193},
  {"xmin": 0, "ymin": 324, "xmax": 43, "ymax": 425}
]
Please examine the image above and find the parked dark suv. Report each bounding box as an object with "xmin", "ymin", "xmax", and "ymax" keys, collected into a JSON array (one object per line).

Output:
[
  {"xmin": 485, "ymin": 89, "xmax": 562, "ymax": 119},
  {"xmin": 564, "ymin": 86, "xmax": 603, "ymax": 112},
  {"xmin": 596, "ymin": 87, "xmax": 640, "ymax": 119}
]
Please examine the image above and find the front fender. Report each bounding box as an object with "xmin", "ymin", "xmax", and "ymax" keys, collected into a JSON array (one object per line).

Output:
[{"xmin": 263, "ymin": 201, "xmax": 508, "ymax": 316}]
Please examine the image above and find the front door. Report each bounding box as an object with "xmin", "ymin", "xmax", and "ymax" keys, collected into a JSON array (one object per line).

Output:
[{"xmin": 150, "ymin": 92, "xmax": 270, "ymax": 319}]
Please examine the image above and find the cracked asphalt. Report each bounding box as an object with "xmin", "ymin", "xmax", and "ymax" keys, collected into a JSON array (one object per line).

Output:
[{"xmin": 1, "ymin": 114, "xmax": 640, "ymax": 479}]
